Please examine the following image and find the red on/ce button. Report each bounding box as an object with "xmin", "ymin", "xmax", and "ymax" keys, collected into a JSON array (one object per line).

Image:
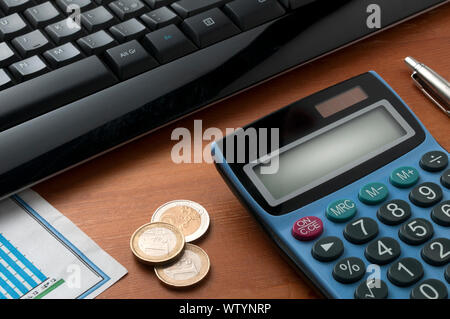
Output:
[{"xmin": 292, "ymin": 216, "xmax": 323, "ymax": 241}]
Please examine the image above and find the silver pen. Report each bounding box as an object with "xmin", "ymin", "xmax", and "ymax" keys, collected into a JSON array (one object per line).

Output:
[{"xmin": 405, "ymin": 56, "xmax": 450, "ymax": 117}]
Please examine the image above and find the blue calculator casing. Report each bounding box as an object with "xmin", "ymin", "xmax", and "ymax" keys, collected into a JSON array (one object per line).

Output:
[{"xmin": 211, "ymin": 71, "xmax": 449, "ymax": 299}]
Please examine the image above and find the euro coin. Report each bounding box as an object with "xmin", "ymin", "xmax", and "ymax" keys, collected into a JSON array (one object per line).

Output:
[
  {"xmin": 154, "ymin": 244, "xmax": 210, "ymax": 287},
  {"xmin": 130, "ymin": 222, "xmax": 185, "ymax": 265},
  {"xmin": 151, "ymin": 200, "xmax": 210, "ymax": 242}
]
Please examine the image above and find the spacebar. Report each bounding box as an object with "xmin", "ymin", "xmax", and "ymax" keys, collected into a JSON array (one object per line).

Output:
[{"xmin": 0, "ymin": 56, "xmax": 117, "ymax": 132}]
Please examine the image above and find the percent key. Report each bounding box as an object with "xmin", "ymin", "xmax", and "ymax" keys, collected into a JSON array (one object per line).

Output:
[{"xmin": 333, "ymin": 257, "xmax": 366, "ymax": 284}]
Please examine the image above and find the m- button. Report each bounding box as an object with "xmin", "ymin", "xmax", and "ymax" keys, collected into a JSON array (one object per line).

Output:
[
  {"xmin": 390, "ymin": 166, "xmax": 419, "ymax": 188},
  {"xmin": 358, "ymin": 182, "xmax": 389, "ymax": 205}
]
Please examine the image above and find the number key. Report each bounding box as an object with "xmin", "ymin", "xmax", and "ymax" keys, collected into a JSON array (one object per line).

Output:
[
  {"xmin": 344, "ymin": 217, "xmax": 378, "ymax": 244},
  {"xmin": 409, "ymin": 182, "xmax": 442, "ymax": 207},
  {"xmin": 431, "ymin": 201, "xmax": 450, "ymax": 227},
  {"xmin": 354, "ymin": 278, "xmax": 388, "ymax": 299},
  {"xmin": 388, "ymin": 257, "xmax": 424, "ymax": 287},
  {"xmin": 377, "ymin": 199, "xmax": 411, "ymax": 225},
  {"xmin": 410, "ymin": 279, "xmax": 448, "ymax": 299},
  {"xmin": 399, "ymin": 218, "xmax": 434, "ymax": 245},
  {"xmin": 365, "ymin": 237, "xmax": 401, "ymax": 265},
  {"xmin": 421, "ymin": 238, "xmax": 450, "ymax": 266}
]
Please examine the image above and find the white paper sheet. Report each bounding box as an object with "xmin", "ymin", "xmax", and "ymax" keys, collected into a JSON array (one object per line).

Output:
[{"xmin": 0, "ymin": 189, "xmax": 127, "ymax": 299}]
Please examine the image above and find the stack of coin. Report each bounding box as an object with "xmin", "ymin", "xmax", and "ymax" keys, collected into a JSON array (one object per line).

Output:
[{"xmin": 130, "ymin": 200, "xmax": 211, "ymax": 287}]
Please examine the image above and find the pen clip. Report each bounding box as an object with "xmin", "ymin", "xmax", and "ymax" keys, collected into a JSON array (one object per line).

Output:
[{"xmin": 411, "ymin": 72, "xmax": 450, "ymax": 117}]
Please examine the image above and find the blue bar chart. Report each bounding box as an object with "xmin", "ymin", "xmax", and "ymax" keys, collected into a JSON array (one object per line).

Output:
[{"xmin": 0, "ymin": 233, "xmax": 47, "ymax": 299}]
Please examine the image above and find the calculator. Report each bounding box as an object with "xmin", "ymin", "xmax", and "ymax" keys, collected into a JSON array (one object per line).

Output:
[{"xmin": 211, "ymin": 72, "xmax": 449, "ymax": 299}]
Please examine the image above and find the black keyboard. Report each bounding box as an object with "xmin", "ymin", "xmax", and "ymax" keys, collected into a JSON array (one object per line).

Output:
[{"xmin": 0, "ymin": 0, "xmax": 447, "ymax": 199}]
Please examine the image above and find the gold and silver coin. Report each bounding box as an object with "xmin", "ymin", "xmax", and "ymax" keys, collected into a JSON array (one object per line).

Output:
[
  {"xmin": 154, "ymin": 244, "xmax": 210, "ymax": 287},
  {"xmin": 130, "ymin": 222, "xmax": 185, "ymax": 265},
  {"xmin": 151, "ymin": 200, "xmax": 210, "ymax": 242}
]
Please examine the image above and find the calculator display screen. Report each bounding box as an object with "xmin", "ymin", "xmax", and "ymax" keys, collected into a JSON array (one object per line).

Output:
[{"xmin": 247, "ymin": 103, "xmax": 415, "ymax": 206}]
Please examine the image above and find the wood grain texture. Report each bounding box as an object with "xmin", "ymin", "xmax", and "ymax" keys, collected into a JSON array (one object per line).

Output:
[{"xmin": 35, "ymin": 5, "xmax": 450, "ymax": 299}]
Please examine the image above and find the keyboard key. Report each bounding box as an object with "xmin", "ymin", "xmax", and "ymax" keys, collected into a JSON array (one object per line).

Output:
[
  {"xmin": 45, "ymin": 18, "xmax": 84, "ymax": 44},
  {"xmin": 171, "ymin": 0, "xmax": 228, "ymax": 18},
  {"xmin": 224, "ymin": 0, "xmax": 286, "ymax": 31},
  {"xmin": 0, "ymin": 68, "xmax": 13, "ymax": 90},
  {"xmin": 420, "ymin": 151, "xmax": 448, "ymax": 172},
  {"xmin": 343, "ymin": 217, "xmax": 378, "ymax": 244},
  {"xmin": 358, "ymin": 182, "xmax": 389, "ymax": 205},
  {"xmin": 12, "ymin": 30, "xmax": 52, "ymax": 58},
  {"xmin": 399, "ymin": 218, "xmax": 434, "ymax": 246},
  {"xmin": 104, "ymin": 40, "xmax": 158, "ymax": 80},
  {"xmin": 77, "ymin": 30, "xmax": 118, "ymax": 55},
  {"xmin": 0, "ymin": 42, "xmax": 18, "ymax": 67},
  {"xmin": 410, "ymin": 279, "xmax": 448, "ymax": 299},
  {"xmin": 326, "ymin": 199, "xmax": 357, "ymax": 223},
  {"xmin": 332, "ymin": 257, "xmax": 365, "ymax": 284},
  {"xmin": 109, "ymin": 0, "xmax": 147, "ymax": 20},
  {"xmin": 0, "ymin": 56, "xmax": 117, "ymax": 131},
  {"xmin": 0, "ymin": 13, "xmax": 30, "ymax": 42},
  {"xmin": 377, "ymin": 199, "xmax": 411, "ymax": 225},
  {"xmin": 43, "ymin": 42, "xmax": 83, "ymax": 68},
  {"xmin": 311, "ymin": 236, "xmax": 343, "ymax": 262},
  {"xmin": 445, "ymin": 265, "xmax": 450, "ymax": 283},
  {"xmin": 431, "ymin": 201, "xmax": 450, "ymax": 227},
  {"xmin": 354, "ymin": 278, "xmax": 388, "ymax": 299},
  {"xmin": 9, "ymin": 55, "xmax": 49, "ymax": 81},
  {"xmin": 181, "ymin": 8, "xmax": 240, "ymax": 48},
  {"xmin": 24, "ymin": 2, "xmax": 63, "ymax": 28},
  {"xmin": 388, "ymin": 258, "xmax": 423, "ymax": 287},
  {"xmin": 140, "ymin": 6, "xmax": 181, "ymax": 30},
  {"xmin": 365, "ymin": 237, "xmax": 401, "ymax": 265},
  {"xmin": 389, "ymin": 166, "xmax": 419, "ymax": 188},
  {"xmin": 142, "ymin": 24, "xmax": 196, "ymax": 63},
  {"xmin": 0, "ymin": 0, "xmax": 34, "ymax": 14},
  {"xmin": 441, "ymin": 169, "xmax": 450, "ymax": 189},
  {"xmin": 56, "ymin": 0, "xmax": 96, "ymax": 12},
  {"xmin": 144, "ymin": 0, "xmax": 174, "ymax": 9},
  {"xmin": 279, "ymin": 0, "xmax": 316, "ymax": 10},
  {"xmin": 409, "ymin": 182, "xmax": 443, "ymax": 207},
  {"xmin": 81, "ymin": 6, "xmax": 117, "ymax": 32},
  {"xmin": 421, "ymin": 238, "xmax": 450, "ymax": 266},
  {"xmin": 291, "ymin": 216, "xmax": 323, "ymax": 241},
  {"xmin": 110, "ymin": 18, "xmax": 147, "ymax": 42}
]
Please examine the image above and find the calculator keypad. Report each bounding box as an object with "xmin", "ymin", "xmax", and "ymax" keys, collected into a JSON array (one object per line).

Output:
[
  {"xmin": 343, "ymin": 217, "xmax": 378, "ymax": 244},
  {"xmin": 303, "ymin": 149, "xmax": 449, "ymax": 299},
  {"xmin": 399, "ymin": 218, "xmax": 434, "ymax": 245},
  {"xmin": 387, "ymin": 258, "xmax": 424, "ymax": 287}
]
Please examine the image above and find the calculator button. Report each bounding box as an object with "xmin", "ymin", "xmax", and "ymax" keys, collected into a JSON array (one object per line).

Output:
[
  {"xmin": 421, "ymin": 238, "xmax": 450, "ymax": 266},
  {"xmin": 365, "ymin": 237, "xmax": 401, "ymax": 265},
  {"xmin": 431, "ymin": 201, "xmax": 450, "ymax": 227},
  {"xmin": 399, "ymin": 218, "xmax": 434, "ymax": 246},
  {"xmin": 311, "ymin": 236, "xmax": 344, "ymax": 262},
  {"xmin": 326, "ymin": 199, "xmax": 357, "ymax": 223},
  {"xmin": 291, "ymin": 216, "xmax": 323, "ymax": 241},
  {"xmin": 445, "ymin": 265, "xmax": 450, "ymax": 283},
  {"xmin": 389, "ymin": 166, "xmax": 419, "ymax": 188},
  {"xmin": 354, "ymin": 278, "xmax": 388, "ymax": 299},
  {"xmin": 409, "ymin": 182, "xmax": 443, "ymax": 208},
  {"xmin": 420, "ymin": 151, "xmax": 448, "ymax": 172},
  {"xmin": 332, "ymin": 257, "xmax": 365, "ymax": 284},
  {"xmin": 388, "ymin": 257, "xmax": 424, "ymax": 287},
  {"xmin": 358, "ymin": 182, "xmax": 389, "ymax": 205},
  {"xmin": 441, "ymin": 169, "xmax": 450, "ymax": 189},
  {"xmin": 343, "ymin": 217, "xmax": 378, "ymax": 244},
  {"xmin": 377, "ymin": 199, "xmax": 411, "ymax": 225},
  {"xmin": 410, "ymin": 279, "xmax": 448, "ymax": 299}
]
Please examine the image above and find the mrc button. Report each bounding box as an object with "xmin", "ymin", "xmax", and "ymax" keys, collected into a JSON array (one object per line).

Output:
[
  {"xmin": 326, "ymin": 199, "xmax": 357, "ymax": 223},
  {"xmin": 292, "ymin": 216, "xmax": 323, "ymax": 241},
  {"xmin": 390, "ymin": 166, "xmax": 419, "ymax": 188},
  {"xmin": 358, "ymin": 182, "xmax": 389, "ymax": 205}
]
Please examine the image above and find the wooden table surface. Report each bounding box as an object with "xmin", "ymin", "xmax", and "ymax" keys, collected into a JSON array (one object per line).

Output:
[{"xmin": 35, "ymin": 5, "xmax": 450, "ymax": 299}]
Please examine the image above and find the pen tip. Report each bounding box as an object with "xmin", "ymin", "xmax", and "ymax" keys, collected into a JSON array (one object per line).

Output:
[{"xmin": 405, "ymin": 56, "xmax": 419, "ymax": 70}]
